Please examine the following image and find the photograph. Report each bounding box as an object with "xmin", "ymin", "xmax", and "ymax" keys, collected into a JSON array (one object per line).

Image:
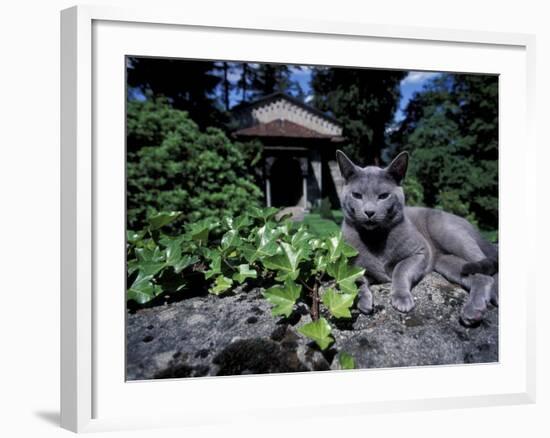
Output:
[{"xmin": 125, "ymin": 57, "xmax": 499, "ymax": 380}]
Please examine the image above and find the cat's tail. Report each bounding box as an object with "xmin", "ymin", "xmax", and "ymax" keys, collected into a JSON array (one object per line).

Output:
[{"xmin": 461, "ymin": 257, "xmax": 498, "ymax": 276}]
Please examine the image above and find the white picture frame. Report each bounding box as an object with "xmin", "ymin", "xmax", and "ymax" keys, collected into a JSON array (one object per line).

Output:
[{"xmin": 60, "ymin": 4, "xmax": 536, "ymax": 433}]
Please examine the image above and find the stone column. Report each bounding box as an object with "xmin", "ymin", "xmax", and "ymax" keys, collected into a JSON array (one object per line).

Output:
[
  {"xmin": 264, "ymin": 157, "xmax": 276, "ymax": 207},
  {"xmin": 311, "ymin": 150, "xmax": 322, "ymax": 196},
  {"xmin": 265, "ymin": 179, "xmax": 272, "ymax": 207},
  {"xmin": 298, "ymin": 157, "xmax": 309, "ymax": 210}
]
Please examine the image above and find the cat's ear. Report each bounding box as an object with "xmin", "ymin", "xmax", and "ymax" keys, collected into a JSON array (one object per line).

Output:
[
  {"xmin": 336, "ymin": 150, "xmax": 360, "ymax": 181},
  {"xmin": 386, "ymin": 151, "xmax": 409, "ymax": 185}
]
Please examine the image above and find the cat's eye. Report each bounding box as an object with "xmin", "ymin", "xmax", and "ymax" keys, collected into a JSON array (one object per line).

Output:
[
  {"xmin": 378, "ymin": 192, "xmax": 391, "ymax": 200},
  {"xmin": 351, "ymin": 192, "xmax": 362, "ymax": 199}
]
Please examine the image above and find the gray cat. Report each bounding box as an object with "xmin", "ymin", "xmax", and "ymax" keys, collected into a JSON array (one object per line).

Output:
[{"xmin": 336, "ymin": 150, "xmax": 498, "ymax": 326}]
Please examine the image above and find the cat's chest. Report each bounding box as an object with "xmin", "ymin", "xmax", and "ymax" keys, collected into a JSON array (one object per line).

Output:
[
  {"xmin": 347, "ymin": 227, "xmax": 416, "ymax": 283},
  {"xmin": 352, "ymin": 243, "xmax": 395, "ymax": 283}
]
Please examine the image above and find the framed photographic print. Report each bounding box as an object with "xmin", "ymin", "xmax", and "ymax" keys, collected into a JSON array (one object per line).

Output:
[{"xmin": 61, "ymin": 4, "xmax": 536, "ymax": 433}]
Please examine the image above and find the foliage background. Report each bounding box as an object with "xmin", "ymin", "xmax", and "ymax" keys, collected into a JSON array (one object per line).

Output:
[{"xmin": 126, "ymin": 58, "xmax": 498, "ymax": 236}]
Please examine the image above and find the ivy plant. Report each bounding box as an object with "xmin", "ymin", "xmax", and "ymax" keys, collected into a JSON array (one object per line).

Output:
[{"xmin": 126, "ymin": 208, "xmax": 363, "ymax": 361}]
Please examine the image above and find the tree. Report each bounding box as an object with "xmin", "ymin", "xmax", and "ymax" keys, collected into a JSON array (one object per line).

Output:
[
  {"xmin": 234, "ymin": 63, "xmax": 304, "ymax": 103},
  {"xmin": 236, "ymin": 62, "xmax": 254, "ymax": 103},
  {"xmin": 311, "ymin": 67, "xmax": 406, "ymax": 165},
  {"xmin": 126, "ymin": 56, "xmax": 224, "ymax": 128},
  {"xmin": 392, "ymin": 73, "xmax": 498, "ymax": 230},
  {"xmin": 250, "ymin": 64, "xmax": 293, "ymax": 98},
  {"xmin": 220, "ymin": 62, "xmax": 232, "ymax": 111},
  {"xmin": 126, "ymin": 98, "xmax": 263, "ymax": 230}
]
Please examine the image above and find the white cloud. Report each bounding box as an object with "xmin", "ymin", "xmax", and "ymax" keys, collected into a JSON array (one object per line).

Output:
[{"xmin": 401, "ymin": 71, "xmax": 440, "ymax": 86}]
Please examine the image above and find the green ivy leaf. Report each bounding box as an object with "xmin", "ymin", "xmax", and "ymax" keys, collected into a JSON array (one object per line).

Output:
[
  {"xmin": 147, "ymin": 211, "xmax": 181, "ymax": 231},
  {"xmin": 322, "ymin": 288, "xmax": 355, "ymax": 318},
  {"xmin": 326, "ymin": 233, "xmax": 358, "ymax": 263},
  {"xmin": 127, "ymin": 259, "xmax": 139, "ymax": 276},
  {"xmin": 298, "ymin": 317, "xmax": 334, "ymax": 350},
  {"xmin": 276, "ymin": 220, "xmax": 293, "ymax": 237},
  {"xmin": 127, "ymin": 273, "xmax": 163, "ymax": 304},
  {"xmin": 136, "ymin": 261, "xmax": 166, "ymax": 277},
  {"xmin": 338, "ymin": 352, "xmax": 356, "ymax": 370},
  {"xmin": 232, "ymin": 264, "xmax": 257, "ymax": 284},
  {"xmin": 223, "ymin": 214, "xmax": 251, "ymax": 231},
  {"xmin": 327, "ymin": 257, "xmax": 365, "ymax": 295},
  {"xmin": 262, "ymin": 242, "xmax": 303, "ymax": 281},
  {"xmin": 235, "ymin": 215, "xmax": 252, "ymax": 230},
  {"xmin": 241, "ymin": 224, "xmax": 279, "ymax": 263},
  {"xmin": 221, "ymin": 229, "xmax": 241, "ymax": 251},
  {"xmin": 291, "ymin": 226, "xmax": 312, "ymax": 247},
  {"xmin": 135, "ymin": 246, "xmax": 165, "ymax": 263},
  {"xmin": 163, "ymin": 236, "xmax": 185, "ymax": 265},
  {"xmin": 262, "ymin": 281, "xmax": 302, "ymax": 317},
  {"xmin": 127, "ymin": 230, "xmax": 145, "ymax": 245},
  {"xmin": 171, "ymin": 255, "xmax": 199, "ymax": 274},
  {"xmin": 210, "ymin": 275, "xmax": 233, "ymax": 295},
  {"xmin": 248, "ymin": 206, "xmax": 280, "ymax": 223},
  {"xmin": 188, "ymin": 219, "xmax": 218, "ymax": 245},
  {"xmin": 313, "ymin": 253, "xmax": 329, "ymax": 273},
  {"xmin": 204, "ymin": 253, "xmax": 222, "ymax": 279},
  {"xmin": 133, "ymin": 244, "xmax": 166, "ymax": 277},
  {"xmin": 310, "ymin": 238, "xmax": 325, "ymax": 250}
]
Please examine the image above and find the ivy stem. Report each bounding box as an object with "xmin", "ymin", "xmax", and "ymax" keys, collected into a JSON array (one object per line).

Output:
[
  {"xmin": 300, "ymin": 278, "xmax": 320, "ymax": 320},
  {"xmin": 300, "ymin": 280, "xmax": 314, "ymax": 294},
  {"xmin": 311, "ymin": 282, "xmax": 320, "ymax": 321},
  {"xmin": 222, "ymin": 258, "xmax": 236, "ymax": 271}
]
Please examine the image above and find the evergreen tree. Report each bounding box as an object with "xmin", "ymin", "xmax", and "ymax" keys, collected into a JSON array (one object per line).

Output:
[
  {"xmin": 250, "ymin": 64, "xmax": 293, "ymax": 98},
  {"xmin": 392, "ymin": 73, "xmax": 498, "ymax": 231},
  {"xmin": 236, "ymin": 63, "xmax": 254, "ymax": 103},
  {"xmin": 220, "ymin": 62, "xmax": 233, "ymax": 111},
  {"xmin": 126, "ymin": 56, "xmax": 223, "ymax": 128},
  {"xmin": 311, "ymin": 67, "xmax": 405, "ymax": 165}
]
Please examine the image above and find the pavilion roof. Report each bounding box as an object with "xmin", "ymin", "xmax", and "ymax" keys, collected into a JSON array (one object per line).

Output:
[{"xmin": 233, "ymin": 119, "xmax": 343, "ymax": 141}]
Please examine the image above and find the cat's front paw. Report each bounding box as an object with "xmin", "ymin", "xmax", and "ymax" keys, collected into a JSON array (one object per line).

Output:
[
  {"xmin": 357, "ymin": 286, "xmax": 373, "ymax": 314},
  {"xmin": 391, "ymin": 293, "xmax": 415, "ymax": 313},
  {"xmin": 489, "ymin": 287, "xmax": 498, "ymax": 307}
]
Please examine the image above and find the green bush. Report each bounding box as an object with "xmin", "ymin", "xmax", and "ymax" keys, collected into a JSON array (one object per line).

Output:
[
  {"xmin": 127, "ymin": 99, "xmax": 263, "ymax": 230},
  {"xmin": 435, "ymin": 190, "xmax": 478, "ymax": 226},
  {"xmin": 402, "ymin": 175, "xmax": 424, "ymax": 206}
]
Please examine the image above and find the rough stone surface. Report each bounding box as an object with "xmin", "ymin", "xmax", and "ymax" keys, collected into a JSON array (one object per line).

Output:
[{"xmin": 126, "ymin": 272, "xmax": 498, "ymax": 380}]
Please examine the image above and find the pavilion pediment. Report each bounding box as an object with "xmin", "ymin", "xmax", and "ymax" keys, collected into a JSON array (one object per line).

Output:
[{"xmin": 232, "ymin": 92, "xmax": 343, "ymax": 138}]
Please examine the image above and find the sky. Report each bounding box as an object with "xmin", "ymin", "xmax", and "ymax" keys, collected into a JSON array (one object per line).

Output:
[{"xmin": 395, "ymin": 71, "xmax": 441, "ymax": 121}]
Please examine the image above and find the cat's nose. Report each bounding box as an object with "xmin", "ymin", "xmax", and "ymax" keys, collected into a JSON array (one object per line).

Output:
[{"xmin": 364, "ymin": 210, "xmax": 376, "ymax": 218}]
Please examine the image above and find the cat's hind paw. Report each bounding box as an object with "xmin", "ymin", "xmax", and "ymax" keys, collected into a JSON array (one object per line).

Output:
[
  {"xmin": 391, "ymin": 294, "xmax": 415, "ymax": 313},
  {"xmin": 490, "ymin": 277, "xmax": 499, "ymax": 307},
  {"xmin": 460, "ymin": 303, "xmax": 484, "ymax": 327}
]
